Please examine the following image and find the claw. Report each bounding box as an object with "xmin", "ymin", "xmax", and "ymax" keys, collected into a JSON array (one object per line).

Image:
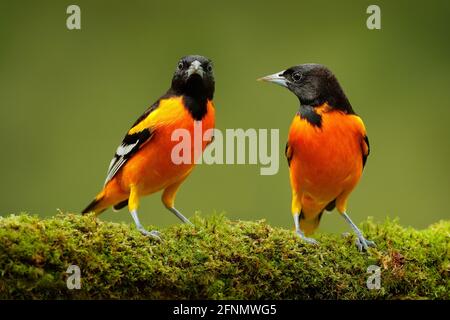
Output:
[
  {"xmin": 341, "ymin": 212, "xmax": 376, "ymax": 252},
  {"xmin": 366, "ymin": 239, "xmax": 376, "ymax": 247},
  {"xmin": 355, "ymin": 236, "xmax": 375, "ymax": 252},
  {"xmin": 296, "ymin": 230, "xmax": 319, "ymax": 245},
  {"xmin": 138, "ymin": 227, "xmax": 162, "ymax": 241}
]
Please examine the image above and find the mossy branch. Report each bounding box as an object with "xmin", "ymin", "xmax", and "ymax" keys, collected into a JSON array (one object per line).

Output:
[{"xmin": 0, "ymin": 213, "xmax": 448, "ymax": 299}]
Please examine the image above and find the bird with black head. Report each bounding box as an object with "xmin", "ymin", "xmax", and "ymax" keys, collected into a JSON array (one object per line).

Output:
[
  {"xmin": 82, "ymin": 55, "xmax": 215, "ymax": 240},
  {"xmin": 259, "ymin": 64, "xmax": 375, "ymax": 251}
]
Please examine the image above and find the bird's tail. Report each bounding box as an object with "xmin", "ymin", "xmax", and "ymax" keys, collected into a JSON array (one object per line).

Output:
[
  {"xmin": 300, "ymin": 211, "xmax": 323, "ymax": 236},
  {"xmin": 82, "ymin": 190, "xmax": 107, "ymax": 215},
  {"xmin": 82, "ymin": 180, "xmax": 129, "ymax": 215}
]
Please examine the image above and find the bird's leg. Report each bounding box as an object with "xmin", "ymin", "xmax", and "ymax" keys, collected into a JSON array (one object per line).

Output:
[
  {"xmin": 162, "ymin": 181, "xmax": 193, "ymax": 225},
  {"xmin": 130, "ymin": 210, "xmax": 161, "ymax": 240},
  {"xmin": 341, "ymin": 212, "xmax": 375, "ymax": 251},
  {"xmin": 167, "ymin": 207, "xmax": 193, "ymax": 225},
  {"xmin": 129, "ymin": 185, "xmax": 161, "ymax": 240},
  {"xmin": 293, "ymin": 213, "xmax": 319, "ymax": 245}
]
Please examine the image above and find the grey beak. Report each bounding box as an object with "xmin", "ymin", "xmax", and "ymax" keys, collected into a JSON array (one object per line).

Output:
[
  {"xmin": 187, "ymin": 60, "xmax": 204, "ymax": 78},
  {"xmin": 257, "ymin": 70, "xmax": 288, "ymax": 88}
]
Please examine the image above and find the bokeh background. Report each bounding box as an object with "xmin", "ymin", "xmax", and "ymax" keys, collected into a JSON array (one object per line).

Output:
[{"xmin": 1, "ymin": 0, "xmax": 449, "ymax": 234}]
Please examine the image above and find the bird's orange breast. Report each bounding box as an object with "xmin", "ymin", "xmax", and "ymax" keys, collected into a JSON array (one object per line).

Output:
[
  {"xmin": 117, "ymin": 97, "xmax": 215, "ymax": 195},
  {"xmin": 288, "ymin": 104, "xmax": 366, "ymax": 217}
]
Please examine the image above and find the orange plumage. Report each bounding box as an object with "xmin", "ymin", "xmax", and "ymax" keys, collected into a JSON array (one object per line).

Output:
[
  {"xmin": 92, "ymin": 98, "xmax": 215, "ymax": 213},
  {"xmin": 287, "ymin": 104, "xmax": 368, "ymax": 235}
]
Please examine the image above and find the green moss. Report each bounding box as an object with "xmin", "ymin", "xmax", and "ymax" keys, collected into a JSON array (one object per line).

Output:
[{"xmin": 0, "ymin": 213, "xmax": 448, "ymax": 299}]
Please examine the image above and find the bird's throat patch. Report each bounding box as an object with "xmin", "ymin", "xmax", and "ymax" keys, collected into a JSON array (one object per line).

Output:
[
  {"xmin": 182, "ymin": 95, "xmax": 208, "ymax": 121},
  {"xmin": 298, "ymin": 105, "xmax": 322, "ymax": 127}
]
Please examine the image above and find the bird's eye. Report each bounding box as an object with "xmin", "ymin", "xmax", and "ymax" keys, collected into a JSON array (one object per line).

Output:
[
  {"xmin": 207, "ymin": 64, "xmax": 213, "ymax": 72},
  {"xmin": 292, "ymin": 72, "xmax": 302, "ymax": 82},
  {"xmin": 177, "ymin": 62, "xmax": 184, "ymax": 70}
]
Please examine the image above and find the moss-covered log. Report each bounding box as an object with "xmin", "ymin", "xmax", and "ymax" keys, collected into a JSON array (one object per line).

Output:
[{"xmin": 0, "ymin": 213, "xmax": 448, "ymax": 299}]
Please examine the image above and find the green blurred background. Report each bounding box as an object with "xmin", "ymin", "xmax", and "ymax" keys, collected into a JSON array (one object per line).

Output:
[{"xmin": 1, "ymin": 0, "xmax": 449, "ymax": 234}]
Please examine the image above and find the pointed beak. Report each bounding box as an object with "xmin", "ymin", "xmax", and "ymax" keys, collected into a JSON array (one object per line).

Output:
[
  {"xmin": 187, "ymin": 60, "xmax": 204, "ymax": 78},
  {"xmin": 257, "ymin": 70, "xmax": 288, "ymax": 88}
]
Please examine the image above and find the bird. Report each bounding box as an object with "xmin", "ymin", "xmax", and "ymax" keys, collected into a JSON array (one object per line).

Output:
[
  {"xmin": 258, "ymin": 64, "xmax": 375, "ymax": 251},
  {"xmin": 82, "ymin": 55, "xmax": 215, "ymax": 240}
]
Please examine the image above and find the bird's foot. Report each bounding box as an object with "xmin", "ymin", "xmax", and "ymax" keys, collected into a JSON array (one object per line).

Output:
[
  {"xmin": 355, "ymin": 236, "xmax": 375, "ymax": 252},
  {"xmin": 295, "ymin": 230, "xmax": 319, "ymax": 245},
  {"xmin": 138, "ymin": 227, "xmax": 162, "ymax": 241}
]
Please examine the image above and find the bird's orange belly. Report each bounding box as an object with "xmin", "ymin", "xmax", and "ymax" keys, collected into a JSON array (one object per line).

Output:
[{"xmin": 289, "ymin": 113, "xmax": 363, "ymax": 215}]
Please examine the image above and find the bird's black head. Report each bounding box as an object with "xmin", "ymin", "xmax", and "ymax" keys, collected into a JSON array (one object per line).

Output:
[
  {"xmin": 259, "ymin": 64, "xmax": 354, "ymax": 114},
  {"xmin": 171, "ymin": 55, "xmax": 215, "ymax": 100}
]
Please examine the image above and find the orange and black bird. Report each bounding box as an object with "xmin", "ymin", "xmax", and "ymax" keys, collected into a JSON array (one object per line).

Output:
[
  {"xmin": 82, "ymin": 55, "xmax": 215, "ymax": 239},
  {"xmin": 259, "ymin": 64, "xmax": 375, "ymax": 251}
]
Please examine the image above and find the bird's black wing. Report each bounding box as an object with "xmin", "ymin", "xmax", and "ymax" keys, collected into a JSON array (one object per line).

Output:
[
  {"xmin": 285, "ymin": 142, "xmax": 293, "ymax": 167},
  {"xmin": 362, "ymin": 135, "xmax": 370, "ymax": 168},
  {"xmin": 103, "ymin": 100, "xmax": 161, "ymax": 185}
]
